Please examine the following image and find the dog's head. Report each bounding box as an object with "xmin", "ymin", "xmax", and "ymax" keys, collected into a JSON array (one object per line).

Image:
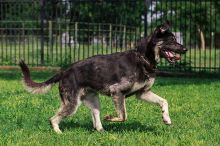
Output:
[
  {"xmin": 152, "ymin": 21, "xmax": 187, "ymax": 64},
  {"xmin": 137, "ymin": 21, "xmax": 187, "ymax": 65}
]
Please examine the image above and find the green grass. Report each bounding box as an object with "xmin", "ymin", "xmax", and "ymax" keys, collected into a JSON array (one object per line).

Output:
[{"xmin": 0, "ymin": 70, "xmax": 220, "ymax": 145}]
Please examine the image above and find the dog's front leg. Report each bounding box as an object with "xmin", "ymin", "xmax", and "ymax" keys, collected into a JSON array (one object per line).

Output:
[
  {"xmin": 137, "ymin": 90, "xmax": 171, "ymax": 125},
  {"xmin": 105, "ymin": 94, "xmax": 127, "ymax": 122}
]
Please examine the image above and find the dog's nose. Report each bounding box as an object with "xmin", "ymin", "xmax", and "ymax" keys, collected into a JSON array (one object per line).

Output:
[{"xmin": 182, "ymin": 48, "xmax": 187, "ymax": 52}]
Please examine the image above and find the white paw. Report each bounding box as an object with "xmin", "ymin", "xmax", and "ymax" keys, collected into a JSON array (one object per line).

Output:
[
  {"xmin": 97, "ymin": 128, "xmax": 105, "ymax": 132},
  {"xmin": 50, "ymin": 120, "xmax": 63, "ymax": 134},
  {"xmin": 54, "ymin": 128, "xmax": 63, "ymax": 134},
  {"xmin": 163, "ymin": 113, "xmax": 172, "ymax": 125}
]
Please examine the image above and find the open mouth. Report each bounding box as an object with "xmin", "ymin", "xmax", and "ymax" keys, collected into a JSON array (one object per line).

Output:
[{"xmin": 163, "ymin": 50, "xmax": 181, "ymax": 63}]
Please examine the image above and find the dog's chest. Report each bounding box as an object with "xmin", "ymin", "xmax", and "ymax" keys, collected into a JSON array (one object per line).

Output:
[
  {"xmin": 130, "ymin": 77, "xmax": 155, "ymax": 93},
  {"xmin": 106, "ymin": 76, "xmax": 155, "ymax": 96}
]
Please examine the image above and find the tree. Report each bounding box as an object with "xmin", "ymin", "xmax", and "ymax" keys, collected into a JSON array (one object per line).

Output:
[
  {"xmin": 66, "ymin": 0, "xmax": 145, "ymax": 26},
  {"xmin": 153, "ymin": 0, "xmax": 220, "ymax": 50}
]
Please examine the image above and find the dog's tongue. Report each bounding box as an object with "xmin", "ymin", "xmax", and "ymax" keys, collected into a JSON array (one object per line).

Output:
[
  {"xmin": 165, "ymin": 51, "xmax": 181, "ymax": 60},
  {"xmin": 165, "ymin": 51, "xmax": 174, "ymax": 58}
]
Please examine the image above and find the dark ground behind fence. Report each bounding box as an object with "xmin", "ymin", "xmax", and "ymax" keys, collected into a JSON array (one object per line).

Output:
[{"xmin": 0, "ymin": 0, "xmax": 220, "ymax": 73}]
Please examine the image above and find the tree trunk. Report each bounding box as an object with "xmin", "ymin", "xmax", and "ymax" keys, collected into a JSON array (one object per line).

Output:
[{"xmin": 198, "ymin": 28, "xmax": 205, "ymax": 50}]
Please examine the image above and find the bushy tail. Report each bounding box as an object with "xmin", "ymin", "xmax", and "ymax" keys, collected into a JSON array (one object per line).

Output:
[{"xmin": 19, "ymin": 60, "xmax": 62, "ymax": 94}]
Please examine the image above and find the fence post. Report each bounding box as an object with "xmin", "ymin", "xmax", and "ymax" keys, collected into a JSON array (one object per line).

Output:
[
  {"xmin": 22, "ymin": 23, "xmax": 25, "ymax": 40},
  {"xmin": 75, "ymin": 22, "xmax": 78, "ymax": 48},
  {"xmin": 144, "ymin": 0, "xmax": 150, "ymax": 37},
  {"xmin": 123, "ymin": 25, "xmax": 126, "ymax": 49},
  {"xmin": 109, "ymin": 24, "xmax": 112, "ymax": 52},
  {"xmin": 49, "ymin": 20, "xmax": 52, "ymax": 58},
  {"xmin": 40, "ymin": 0, "xmax": 45, "ymax": 65},
  {"xmin": 211, "ymin": 32, "xmax": 214, "ymax": 49}
]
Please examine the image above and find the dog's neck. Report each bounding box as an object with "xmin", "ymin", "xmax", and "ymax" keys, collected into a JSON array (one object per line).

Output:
[{"xmin": 135, "ymin": 36, "xmax": 157, "ymax": 70}]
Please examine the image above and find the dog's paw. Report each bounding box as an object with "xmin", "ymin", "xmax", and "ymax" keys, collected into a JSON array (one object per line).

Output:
[
  {"xmin": 162, "ymin": 114, "xmax": 172, "ymax": 125},
  {"xmin": 163, "ymin": 119, "xmax": 172, "ymax": 125},
  {"xmin": 104, "ymin": 115, "xmax": 114, "ymax": 121},
  {"xmin": 50, "ymin": 119, "xmax": 63, "ymax": 134},
  {"xmin": 54, "ymin": 129, "xmax": 63, "ymax": 134},
  {"xmin": 97, "ymin": 128, "xmax": 105, "ymax": 132},
  {"xmin": 104, "ymin": 115, "xmax": 125, "ymax": 122}
]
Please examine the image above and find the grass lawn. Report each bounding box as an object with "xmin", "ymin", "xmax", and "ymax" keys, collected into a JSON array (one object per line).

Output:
[{"xmin": 0, "ymin": 70, "xmax": 219, "ymax": 145}]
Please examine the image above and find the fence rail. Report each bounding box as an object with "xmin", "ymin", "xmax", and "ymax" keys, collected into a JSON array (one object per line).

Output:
[
  {"xmin": 0, "ymin": 0, "xmax": 220, "ymax": 73},
  {"xmin": 0, "ymin": 21, "xmax": 139, "ymax": 66}
]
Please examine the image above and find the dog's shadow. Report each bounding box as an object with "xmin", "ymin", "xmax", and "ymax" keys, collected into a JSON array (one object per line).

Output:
[{"xmin": 60, "ymin": 120, "xmax": 158, "ymax": 133}]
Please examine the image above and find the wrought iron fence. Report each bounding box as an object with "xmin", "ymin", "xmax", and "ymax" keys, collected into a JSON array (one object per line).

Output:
[
  {"xmin": 0, "ymin": 0, "xmax": 220, "ymax": 73},
  {"xmin": 0, "ymin": 0, "xmax": 143, "ymax": 66}
]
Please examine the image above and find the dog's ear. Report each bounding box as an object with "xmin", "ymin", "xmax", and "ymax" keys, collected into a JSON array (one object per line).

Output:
[
  {"xmin": 151, "ymin": 20, "xmax": 171, "ymax": 43},
  {"xmin": 158, "ymin": 20, "xmax": 170, "ymax": 33}
]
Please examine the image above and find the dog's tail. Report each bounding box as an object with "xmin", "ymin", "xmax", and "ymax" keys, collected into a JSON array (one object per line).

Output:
[{"xmin": 19, "ymin": 60, "xmax": 62, "ymax": 94}]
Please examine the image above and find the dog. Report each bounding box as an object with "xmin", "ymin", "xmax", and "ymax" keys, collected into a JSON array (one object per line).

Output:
[{"xmin": 19, "ymin": 21, "xmax": 187, "ymax": 133}]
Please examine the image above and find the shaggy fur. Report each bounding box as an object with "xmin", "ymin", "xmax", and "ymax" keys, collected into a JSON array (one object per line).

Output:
[{"xmin": 19, "ymin": 21, "xmax": 187, "ymax": 133}]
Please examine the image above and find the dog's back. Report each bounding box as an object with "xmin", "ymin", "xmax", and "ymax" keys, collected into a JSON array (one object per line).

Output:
[{"xmin": 60, "ymin": 50, "xmax": 151, "ymax": 95}]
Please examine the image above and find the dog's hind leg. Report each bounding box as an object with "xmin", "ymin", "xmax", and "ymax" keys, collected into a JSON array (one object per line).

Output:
[
  {"xmin": 50, "ymin": 89, "xmax": 83, "ymax": 134},
  {"xmin": 105, "ymin": 93, "xmax": 127, "ymax": 122},
  {"xmin": 83, "ymin": 92, "xmax": 104, "ymax": 132},
  {"xmin": 137, "ymin": 90, "xmax": 171, "ymax": 125}
]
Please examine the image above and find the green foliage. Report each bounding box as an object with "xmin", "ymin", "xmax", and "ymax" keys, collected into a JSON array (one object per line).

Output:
[
  {"xmin": 0, "ymin": 70, "xmax": 220, "ymax": 145},
  {"xmin": 1, "ymin": 1, "xmax": 39, "ymax": 21},
  {"xmin": 66, "ymin": 0, "xmax": 145, "ymax": 26},
  {"xmin": 1, "ymin": 0, "xmax": 145, "ymax": 27},
  {"xmin": 152, "ymin": 1, "xmax": 220, "ymax": 47},
  {"xmin": 154, "ymin": 1, "xmax": 220, "ymax": 31}
]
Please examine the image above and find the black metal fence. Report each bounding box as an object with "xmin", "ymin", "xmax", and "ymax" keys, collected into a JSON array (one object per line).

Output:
[{"xmin": 0, "ymin": 0, "xmax": 220, "ymax": 73}]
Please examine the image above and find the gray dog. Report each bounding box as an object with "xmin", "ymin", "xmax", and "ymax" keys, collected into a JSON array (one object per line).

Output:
[{"xmin": 19, "ymin": 21, "xmax": 187, "ymax": 133}]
